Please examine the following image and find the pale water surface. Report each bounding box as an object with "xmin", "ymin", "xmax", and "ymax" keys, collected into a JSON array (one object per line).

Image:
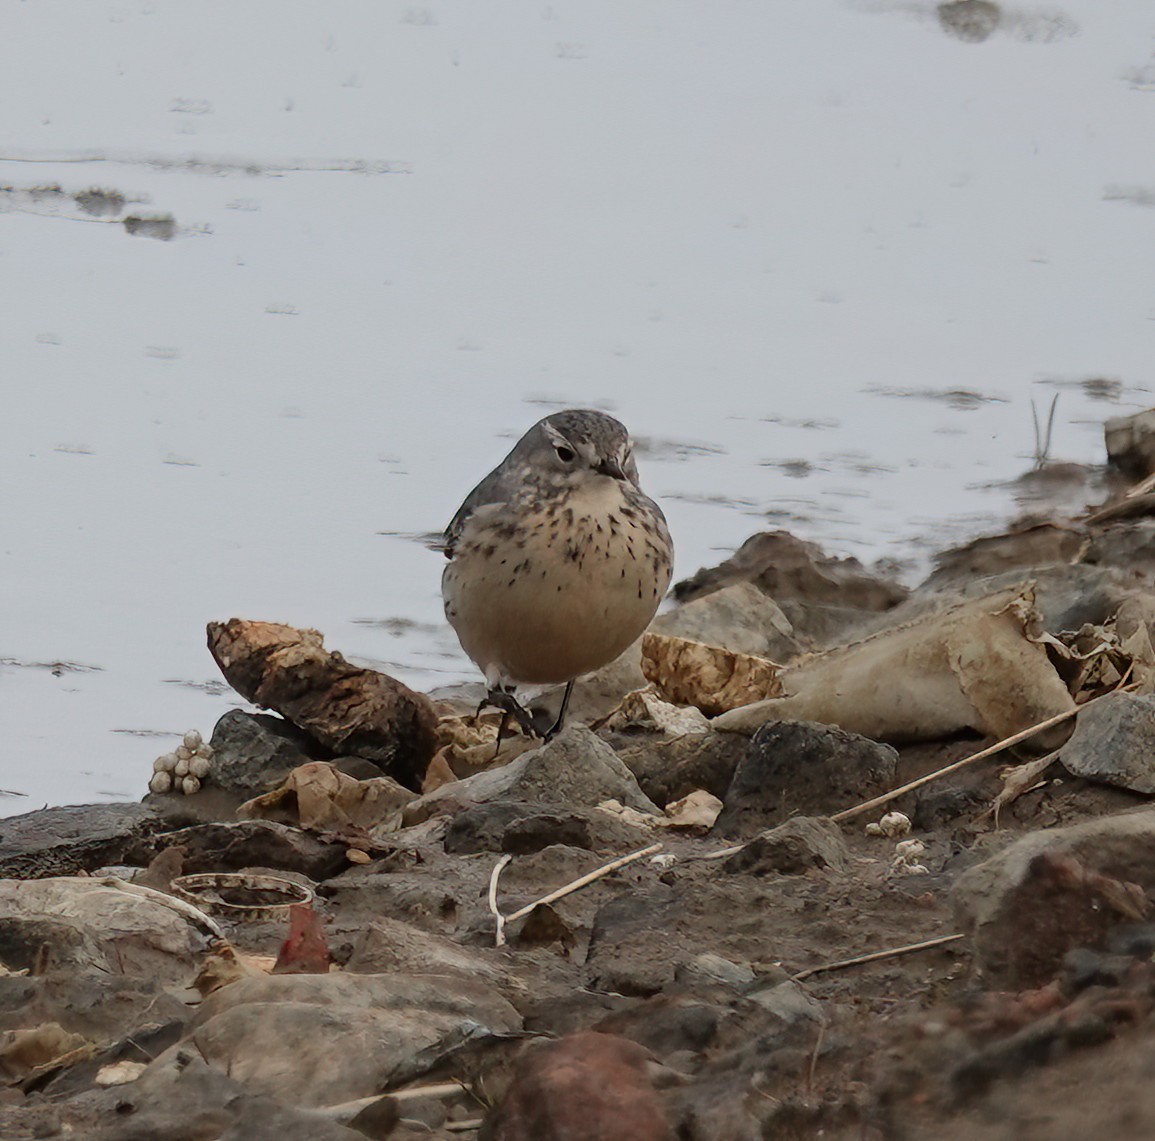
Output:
[{"xmin": 3, "ymin": 0, "xmax": 1155, "ymax": 811}]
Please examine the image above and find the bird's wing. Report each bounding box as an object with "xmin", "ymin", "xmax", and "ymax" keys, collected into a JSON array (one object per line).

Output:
[{"xmin": 441, "ymin": 471, "xmax": 511, "ymax": 559}]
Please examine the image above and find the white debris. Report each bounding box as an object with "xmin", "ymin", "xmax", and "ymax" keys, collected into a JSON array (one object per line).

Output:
[
  {"xmin": 149, "ymin": 771, "xmax": 173, "ymax": 794},
  {"xmin": 866, "ymin": 811, "xmax": 912, "ymax": 838}
]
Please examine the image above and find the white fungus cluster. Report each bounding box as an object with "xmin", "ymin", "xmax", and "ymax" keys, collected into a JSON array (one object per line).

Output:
[
  {"xmin": 149, "ymin": 730, "xmax": 213, "ymax": 796},
  {"xmin": 865, "ymin": 811, "xmax": 912, "ymax": 839}
]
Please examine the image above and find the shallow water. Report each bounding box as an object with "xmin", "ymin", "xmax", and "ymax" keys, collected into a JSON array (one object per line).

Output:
[{"xmin": 2, "ymin": 0, "xmax": 1154, "ymax": 812}]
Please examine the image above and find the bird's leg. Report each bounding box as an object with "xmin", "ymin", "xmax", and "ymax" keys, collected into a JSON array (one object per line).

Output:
[
  {"xmin": 485, "ymin": 687, "xmax": 539, "ymax": 758},
  {"xmin": 543, "ymin": 679, "xmax": 575, "ymax": 742}
]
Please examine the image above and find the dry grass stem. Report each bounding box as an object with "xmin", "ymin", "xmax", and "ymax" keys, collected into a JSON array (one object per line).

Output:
[
  {"xmin": 504, "ymin": 842, "xmax": 664, "ymax": 924},
  {"xmin": 830, "ymin": 684, "xmax": 1135, "ymax": 824},
  {"xmin": 790, "ymin": 933, "xmax": 965, "ymax": 982}
]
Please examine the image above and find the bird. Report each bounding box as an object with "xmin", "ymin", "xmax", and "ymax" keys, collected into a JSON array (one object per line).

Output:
[{"xmin": 441, "ymin": 409, "xmax": 674, "ymax": 747}]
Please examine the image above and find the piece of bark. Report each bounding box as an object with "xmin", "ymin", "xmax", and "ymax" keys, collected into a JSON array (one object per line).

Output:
[{"xmin": 207, "ymin": 619, "xmax": 439, "ymax": 789}]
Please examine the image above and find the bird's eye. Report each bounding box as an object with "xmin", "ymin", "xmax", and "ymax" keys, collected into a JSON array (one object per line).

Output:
[{"xmin": 554, "ymin": 445, "xmax": 575, "ymax": 463}]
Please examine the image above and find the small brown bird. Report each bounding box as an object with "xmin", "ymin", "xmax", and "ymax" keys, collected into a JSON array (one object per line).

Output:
[{"xmin": 442, "ymin": 410, "xmax": 673, "ymax": 744}]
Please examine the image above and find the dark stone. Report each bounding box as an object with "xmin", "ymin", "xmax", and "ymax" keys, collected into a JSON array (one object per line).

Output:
[
  {"xmin": 723, "ymin": 817, "xmax": 849, "ymax": 876},
  {"xmin": 0, "ymin": 803, "xmax": 162, "ymax": 879},
  {"xmin": 1106, "ymin": 922, "xmax": 1155, "ymax": 958},
  {"xmin": 206, "ymin": 710, "xmax": 323, "ymax": 795},
  {"xmin": 444, "ymin": 801, "xmax": 648, "ymax": 856},
  {"xmin": 129, "ymin": 820, "xmax": 348, "ymax": 880},
  {"xmin": 445, "ymin": 803, "xmax": 589, "ymax": 855},
  {"xmin": 1061, "ymin": 947, "xmax": 1135, "ymax": 993},
  {"xmin": 714, "ymin": 721, "xmax": 898, "ymax": 838},
  {"xmin": 1059, "ymin": 692, "xmax": 1155, "ymax": 794},
  {"xmin": 616, "ymin": 732, "xmax": 747, "ymax": 807},
  {"xmin": 586, "ymin": 887, "xmax": 683, "ymax": 996}
]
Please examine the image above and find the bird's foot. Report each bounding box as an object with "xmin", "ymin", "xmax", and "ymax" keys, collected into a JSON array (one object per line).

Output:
[{"xmin": 483, "ymin": 688, "xmax": 541, "ymax": 758}]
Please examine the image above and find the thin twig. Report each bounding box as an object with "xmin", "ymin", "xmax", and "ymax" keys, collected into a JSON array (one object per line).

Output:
[
  {"xmin": 504, "ymin": 842, "xmax": 663, "ymax": 924},
  {"xmin": 806, "ymin": 1022, "xmax": 826, "ymax": 1093},
  {"xmin": 830, "ymin": 685, "xmax": 1135, "ymax": 824},
  {"xmin": 488, "ymin": 855, "xmax": 513, "ymax": 948},
  {"xmin": 790, "ymin": 933, "xmax": 965, "ymax": 982}
]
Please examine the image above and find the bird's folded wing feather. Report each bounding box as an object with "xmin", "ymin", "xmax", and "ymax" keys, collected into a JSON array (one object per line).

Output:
[{"xmin": 441, "ymin": 472, "xmax": 511, "ymax": 559}]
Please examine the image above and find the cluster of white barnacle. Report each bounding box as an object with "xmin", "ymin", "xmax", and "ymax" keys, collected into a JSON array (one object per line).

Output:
[{"xmin": 149, "ymin": 730, "xmax": 213, "ymax": 796}]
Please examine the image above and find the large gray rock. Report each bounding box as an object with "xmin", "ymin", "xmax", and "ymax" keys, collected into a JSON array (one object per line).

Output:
[
  {"xmin": 653, "ymin": 582, "xmax": 801, "ymax": 661},
  {"xmin": 0, "ymin": 803, "xmax": 162, "ymax": 879},
  {"xmin": 953, "ymin": 809, "xmax": 1155, "ymax": 986},
  {"xmin": 714, "ymin": 721, "xmax": 897, "ymax": 838},
  {"xmin": 0, "ymin": 877, "xmax": 204, "ymax": 981},
  {"xmin": 74, "ymin": 1045, "xmax": 372, "ymax": 1141},
  {"xmin": 186, "ymin": 972, "xmax": 521, "ymax": 1106},
  {"xmin": 405, "ymin": 725, "xmax": 660, "ymax": 824},
  {"xmin": 1060, "ymin": 691, "xmax": 1155, "ymax": 793},
  {"xmin": 444, "ymin": 801, "xmax": 649, "ymax": 856}
]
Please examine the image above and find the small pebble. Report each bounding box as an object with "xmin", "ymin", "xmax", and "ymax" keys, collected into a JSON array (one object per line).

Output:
[
  {"xmin": 174, "ymin": 757, "xmax": 190, "ymax": 778},
  {"xmin": 189, "ymin": 755, "xmax": 211, "ymax": 779},
  {"xmin": 650, "ymin": 853, "xmax": 678, "ymax": 870},
  {"xmin": 879, "ymin": 811, "xmax": 912, "ymax": 838},
  {"xmin": 346, "ymin": 848, "xmax": 371, "ymax": 865},
  {"xmin": 183, "ymin": 729, "xmax": 203, "ymax": 750},
  {"xmin": 181, "ymin": 775, "xmax": 201, "ymax": 796},
  {"xmin": 149, "ymin": 771, "xmax": 173, "ymax": 794},
  {"xmin": 176, "ymin": 745, "xmax": 192, "ymax": 761},
  {"xmin": 155, "ymin": 752, "xmax": 178, "ymax": 773},
  {"xmin": 198, "ymin": 743, "xmax": 214, "ymax": 760}
]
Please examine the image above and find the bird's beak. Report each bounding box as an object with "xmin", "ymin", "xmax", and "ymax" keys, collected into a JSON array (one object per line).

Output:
[{"xmin": 595, "ymin": 458, "xmax": 627, "ymax": 481}]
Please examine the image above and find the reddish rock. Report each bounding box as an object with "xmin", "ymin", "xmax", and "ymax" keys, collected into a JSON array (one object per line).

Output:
[{"xmin": 480, "ymin": 1031, "xmax": 673, "ymax": 1141}]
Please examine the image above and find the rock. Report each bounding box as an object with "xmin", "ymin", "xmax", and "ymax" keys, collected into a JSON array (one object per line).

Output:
[
  {"xmin": 953, "ymin": 810, "xmax": 1155, "ymax": 986},
  {"xmin": 1083, "ymin": 521, "xmax": 1155, "ymax": 579},
  {"xmin": 479, "ymin": 1032, "xmax": 674, "ymax": 1141},
  {"xmin": 405, "ymin": 726, "xmax": 660, "ymax": 824},
  {"xmin": 745, "ymin": 980, "xmax": 825, "ymax": 1024},
  {"xmin": 186, "ymin": 971, "xmax": 521, "ymax": 1106},
  {"xmin": 586, "ymin": 886, "xmax": 683, "ymax": 996},
  {"xmin": 723, "ymin": 817, "xmax": 850, "ymax": 875},
  {"xmin": 920, "ymin": 522, "xmax": 1087, "ymax": 592},
  {"xmin": 674, "ymin": 953, "xmax": 756, "ymax": 990},
  {"xmin": 937, "ymin": 0, "xmax": 1001, "ymax": 43},
  {"xmin": 346, "ymin": 916, "xmax": 509, "ymax": 983},
  {"xmin": 206, "ymin": 619, "xmax": 439, "ymax": 790},
  {"xmin": 131, "ymin": 820, "xmax": 349, "ymax": 880},
  {"xmin": 652, "ymin": 582, "xmax": 802, "ymax": 661},
  {"xmin": 615, "ymin": 731, "xmax": 747, "ymax": 806},
  {"xmin": 1105, "ymin": 406, "xmax": 1155, "ymax": 478},
  {"xmin": 75, "ymin": 1044, "xmax": 372, "ymax": 1141},
  {"xmin": 203, "ymin": 710, "xmax": 322, "ymax": 796},
  {"xmin": 673, "ymin": 530, "xmax": 907, "ymax": 616},
  {"xmin": 0, "ymin": 877, "xmax": 206, "ymax": 981},
  {"xmin": 444, "ymin": 801, "xmax": 648, "ymax": 856},
  {"xmin": 714, "ymin": 721, "xmax": 897, "ymax": 838},
  {"xmin": 1059, "ymin": 692, "xmax": 1155, "ymax": 793},
  {"xmin": 0, "ymin": 803, "xmax": 162, "ymax": 879}
]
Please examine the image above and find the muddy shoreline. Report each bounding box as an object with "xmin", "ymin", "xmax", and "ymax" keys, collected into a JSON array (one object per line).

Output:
[{"xmin": 5, "ymin": 412, "xmax": 1155, "ymax": 1138}]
